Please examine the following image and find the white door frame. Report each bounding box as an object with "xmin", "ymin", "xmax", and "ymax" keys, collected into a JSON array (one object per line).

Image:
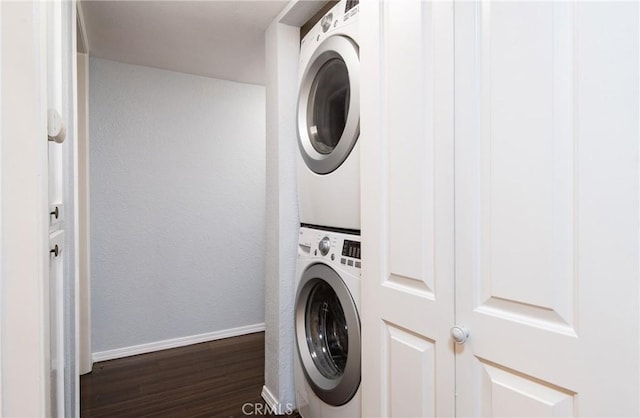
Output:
[
  {"xmin": 61, "ymin": 0, "xmax": 80, "ymax": 415},
  {"xmin": 76, "ymin": 0, "xmax": 93, "ymax": 379},
  {"xmin": 0, "ymin": 1, "xmax": 4, "ymax": 411}
]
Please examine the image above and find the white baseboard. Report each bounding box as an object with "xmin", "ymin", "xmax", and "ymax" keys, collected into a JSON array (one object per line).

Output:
[
  {"xmin": 262, "ymin": 385, "xmax": 297, "ymax": 416},
  {"xmin": 262, "ymin": 385, "xmax": 279, "ymax": 410},
  {"xmin": 92, "ymin": 323, "xmax": 265, "ymax": 363}
]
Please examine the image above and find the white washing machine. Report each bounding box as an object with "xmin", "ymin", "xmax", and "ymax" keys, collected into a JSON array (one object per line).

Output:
[
  {"xmin": 297, "ymin": 0, "xmax": 360, "ymax": 231},
  {"xmin": 294, "ymin": 226, "xmax": 361, "ymax": 418}
]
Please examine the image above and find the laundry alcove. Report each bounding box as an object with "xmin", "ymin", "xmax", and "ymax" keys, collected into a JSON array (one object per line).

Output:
[{"xmin": 80, "ymin": 0, "xmax": 286, "ymax": 368}]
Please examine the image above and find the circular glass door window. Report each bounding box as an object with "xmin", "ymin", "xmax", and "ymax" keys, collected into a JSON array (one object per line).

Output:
[
  {"xmin": 307, "ymin": 58, "xmax": 351, "ymax": 155},
  {"xmin": 305, "ymin": 280, "xmax": 349, "ymax": 379},
  {"xmin": 297, "ymin": 35, "xmax": 360, "ymax": 175},
  {"xmin": 295, "ymin": 263, "xmax": 361, "ymax": 406}
]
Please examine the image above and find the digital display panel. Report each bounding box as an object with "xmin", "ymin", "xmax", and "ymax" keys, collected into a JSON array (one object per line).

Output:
[
  {"xmin": 345, "ymin": 0, "xmax": 359, "ymax": 13},
  {"xmin": 342, "ymin": 240, "xmax": 361, "ymax": 259}
]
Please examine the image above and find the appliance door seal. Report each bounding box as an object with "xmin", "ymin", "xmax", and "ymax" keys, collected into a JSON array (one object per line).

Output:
[
  {"xmin": 297, "ymin": 35, "xmax": 360, "ymax": 175},
  {"xmin": 295, "ymin": 263, "xmax": 361, "ymax": 406}
]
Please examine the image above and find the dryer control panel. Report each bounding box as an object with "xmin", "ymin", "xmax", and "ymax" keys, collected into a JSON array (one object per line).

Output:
[
  {"xmin": 345, "ymin": 0, "xmax": 359, "ymax": 14},
  {"xmin": 298, "ymin": 226, "xmax": 361, "ymax": 270},
  {"xmin": 300, "ymin": 0, "xmax": 359, "ymax": 54}
]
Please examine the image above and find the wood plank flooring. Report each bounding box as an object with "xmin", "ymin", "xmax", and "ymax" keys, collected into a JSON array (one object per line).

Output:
[{"xmin": 81, "ymin": 332, "xmax": 294, "ymax": 417}]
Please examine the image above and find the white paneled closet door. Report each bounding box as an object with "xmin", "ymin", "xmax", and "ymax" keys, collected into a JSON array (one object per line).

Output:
[
  {"xmin": 360, "ymin": 1, "xmax": 455, "ymax": 416},
  {"xmin": 454, "ymin": 1, "xmax": 639, "ymax": 416},
  {"xmin": 362, "ymin": 0, "xmax": 639, "ymax": 416}
]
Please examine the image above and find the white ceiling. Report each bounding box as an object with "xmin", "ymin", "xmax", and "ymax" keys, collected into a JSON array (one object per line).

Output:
[{"xmin": 80, "ymin": 1, "xmax": 289, "ymax": 85}]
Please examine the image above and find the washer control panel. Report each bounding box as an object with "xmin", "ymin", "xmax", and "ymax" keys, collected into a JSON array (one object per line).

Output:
[
  {"xmin": 342, "ymin": 239, "xmax": 360, "ymax": 259},
  {"xmin": 298, "ymin": 226, "xmax": 361, "ymax": 269}
]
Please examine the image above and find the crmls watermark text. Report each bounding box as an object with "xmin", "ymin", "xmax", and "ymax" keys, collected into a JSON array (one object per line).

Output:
[{"xmin": 241, "ymin": 402, "xmax": 295, "ymax": 416}]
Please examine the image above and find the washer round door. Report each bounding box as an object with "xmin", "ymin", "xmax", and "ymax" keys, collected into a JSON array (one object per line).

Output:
[
  {"xmin": 295, "ymin": 263, "xmax": 361, "ymax": 406},
  {"xmin": 297, "ymin": 35, "xmax": 360, "ymax": 175}
]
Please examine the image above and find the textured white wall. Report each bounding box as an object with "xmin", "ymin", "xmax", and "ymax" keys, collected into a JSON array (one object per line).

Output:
[
  {"xmin": 263, "ymin": 0, "xmax": 326, "ymax": 409},
  {"xmin": 264, "ymin": 20, "xmax": 299, "ymax": 408},
  {"xmin": 89, "ymin": 58, "xmax": 266, "ymax": 353}
]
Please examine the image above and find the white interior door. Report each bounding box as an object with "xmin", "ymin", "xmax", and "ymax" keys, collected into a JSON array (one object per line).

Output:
[
  {"xmin": 454, "ymin": 1, "xmax": 639, "ymax": 416},
  {"xmin": 360, "ymin": 1, "xmax": 455, "ymax": 416}
]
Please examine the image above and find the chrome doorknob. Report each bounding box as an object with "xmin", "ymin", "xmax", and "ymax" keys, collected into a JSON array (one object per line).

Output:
[{"xmin": 450, "ymin": 325, "xmax": 469, "ymax": 344}]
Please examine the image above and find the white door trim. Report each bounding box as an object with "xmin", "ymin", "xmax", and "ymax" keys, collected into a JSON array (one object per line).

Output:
[
  {"xmin": 0, "ymin": 1, "xmax": 3, "ymax": 412},
  {"xmin": 76, "ymin": 1, "xmax": 92, "ymax": 380},
  {"xmin": 61, "ymin": 1, "xmax": 80, "ymax": 415}
]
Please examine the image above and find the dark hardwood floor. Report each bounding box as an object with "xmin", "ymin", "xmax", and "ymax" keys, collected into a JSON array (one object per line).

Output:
[{"xmin": 81, "ymin": 332, "xmax": 295, "ymax": 417}]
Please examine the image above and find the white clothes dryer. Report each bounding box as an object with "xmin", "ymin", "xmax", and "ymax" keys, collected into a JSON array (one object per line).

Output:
[
  {"xmin": 294, "ymin": 226, "xmax": 361, "ymax": 418},
  {"xmin": 297, "ymin": 0, "xmax": 360, "ymax": 231}
]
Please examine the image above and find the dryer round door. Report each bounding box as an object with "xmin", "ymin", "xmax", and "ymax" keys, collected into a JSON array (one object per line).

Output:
[
  {"xmin": 295, "ymin": 263, "xmax": 361, "ymax": 406},
  {"xmin": 297, "ymin": 35, "xmax": 360, "ymax": 175}
]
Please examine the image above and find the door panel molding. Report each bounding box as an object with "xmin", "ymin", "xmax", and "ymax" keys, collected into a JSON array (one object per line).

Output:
[
  {"xmin": 384, "ymin": 322, "xmax": 436, "ymax": 418},
  {"xmin": 478, "ymin": 358, "xmax": 576, "ymax": 417},
  {"xmin": 474, "ymin": 1, "xmax": 578, "ymax": 332}
]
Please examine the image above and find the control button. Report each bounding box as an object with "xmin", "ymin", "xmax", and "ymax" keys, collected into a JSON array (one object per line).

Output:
[
  {"xmin": 355, "ymin": 261, "xmax": 361, "ymax": 268},
  {"xmin": 341, "ymin": 258, "xmax": 346, "ymax": 265},
  {"xmin": 347, "ymin": 260, "xmax": 354, "ymax": 267},
  {"xmin": 331, "ymin": 254, "xmax": 335, "ymax": 261}
]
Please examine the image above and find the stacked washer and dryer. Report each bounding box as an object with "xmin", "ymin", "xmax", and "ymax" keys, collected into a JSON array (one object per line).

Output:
[{"xmin": 294, "ymin": 0, "xmax": 361, "ymax": 417}]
